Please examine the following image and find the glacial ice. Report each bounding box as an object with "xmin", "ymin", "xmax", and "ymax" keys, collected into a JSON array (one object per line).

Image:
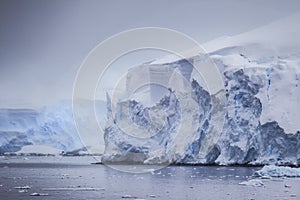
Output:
[
  {"xmin": 30, "ymin": 193, "xmax": 49, "ymax": 196},
  {"xmin": 102, "ymin": 49, "xmax": 300, "ymax": 165},
  {"xmin": 101, "ymin": 55, "xmax": 225, "ymax": 165},
  {"xmin": 254, "ymin": 165, "xmax": 300, "ymax": 177},
  {"xmin": 17, "ymin": 145, "xmax": 62, "ymax": 155},
  {"xmin": 102, "ymin": 13, "xmax": 300, "ymax": 165},
  {"xmin": 239, "ymin": 179, "xmax": 264, "ymax": 187},
  {"xmin": 0, "ymin": 100, "xmax": 106, "ymax": 154}
]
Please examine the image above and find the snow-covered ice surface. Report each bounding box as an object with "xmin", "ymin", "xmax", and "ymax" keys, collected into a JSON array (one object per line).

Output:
[
  {"xmin": 1, "ymin": 157, "xmax": 300, "ymax": 200},
  {"xmin": 204, "ymin": 12, "xmax": 300, "ymax": 135},
  {"xmin": 103, "ymin": 13, "xmax": 300, "ymax": 166},
  {"xmin": 254, "ymin": 165, "xmax": 300, "ymax": 178}
]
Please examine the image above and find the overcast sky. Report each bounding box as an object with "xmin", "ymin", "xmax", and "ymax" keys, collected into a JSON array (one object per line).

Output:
[{"xmin": 1, "ymin": 0, "xmax": 300, "ymax": 108}]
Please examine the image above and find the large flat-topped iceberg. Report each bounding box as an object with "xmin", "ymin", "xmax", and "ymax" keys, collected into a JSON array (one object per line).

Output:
[{"xmin": 102, "ymin": 13, "xmax": 300, "ymax": 166}]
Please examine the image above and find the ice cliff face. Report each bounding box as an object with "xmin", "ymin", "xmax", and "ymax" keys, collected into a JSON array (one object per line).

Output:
[
  {"xmin": 213, "ymin": 69, "xmax": 263, "ymax": 165},
  {"xmin": 102, "ymin": 77, "xmax": 213, "ymax": 164},
  {"xmin": 213, "ymin": 66, "xmax": 300, "ymax": 165},
  {"xmin": 103, "ymin": 55, "xmax": 300, "ymax": 165},
  {"xmin": 103, "ymin": 13, "xmax": 300, "ymax": 165}
]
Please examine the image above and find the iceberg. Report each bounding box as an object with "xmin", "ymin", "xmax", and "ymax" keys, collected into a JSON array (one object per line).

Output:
[
  {"xmin": 102, "ymin": 13, "xmax": 300, "ymax": 165},
  {"xmin": 254, "ymin": 165, "xmax": 300, "ymax": 177},
  {"xmin": 0, "ymin": 100, "xmax": 106, "ymax": 155},
  {"xmin": 239, "ymin": 179, "xmax": 264, "ymax": 187},
  {"xmin": 102, "ymin": 52, "xmax": 300, "ymax": 165}
]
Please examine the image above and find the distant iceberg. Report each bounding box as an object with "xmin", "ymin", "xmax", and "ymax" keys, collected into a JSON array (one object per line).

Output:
[{"xmin": 0, "ymin": 100, "xmax": 106, "ymax": 155}]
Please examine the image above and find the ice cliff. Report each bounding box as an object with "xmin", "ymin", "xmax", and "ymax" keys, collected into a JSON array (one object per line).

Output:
[
  {"xmin": 102, "ymin": 13, "xmax": 300, "ymax": 166},
  {"xmin": 102, "ymin": 59, "xmax": 300, "ymax": 165}
]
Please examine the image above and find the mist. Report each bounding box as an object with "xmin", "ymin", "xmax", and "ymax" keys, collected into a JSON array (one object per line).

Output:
[{"xmin": 1, "ymin": 0, "xmax": 300, "ymax": 108}]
